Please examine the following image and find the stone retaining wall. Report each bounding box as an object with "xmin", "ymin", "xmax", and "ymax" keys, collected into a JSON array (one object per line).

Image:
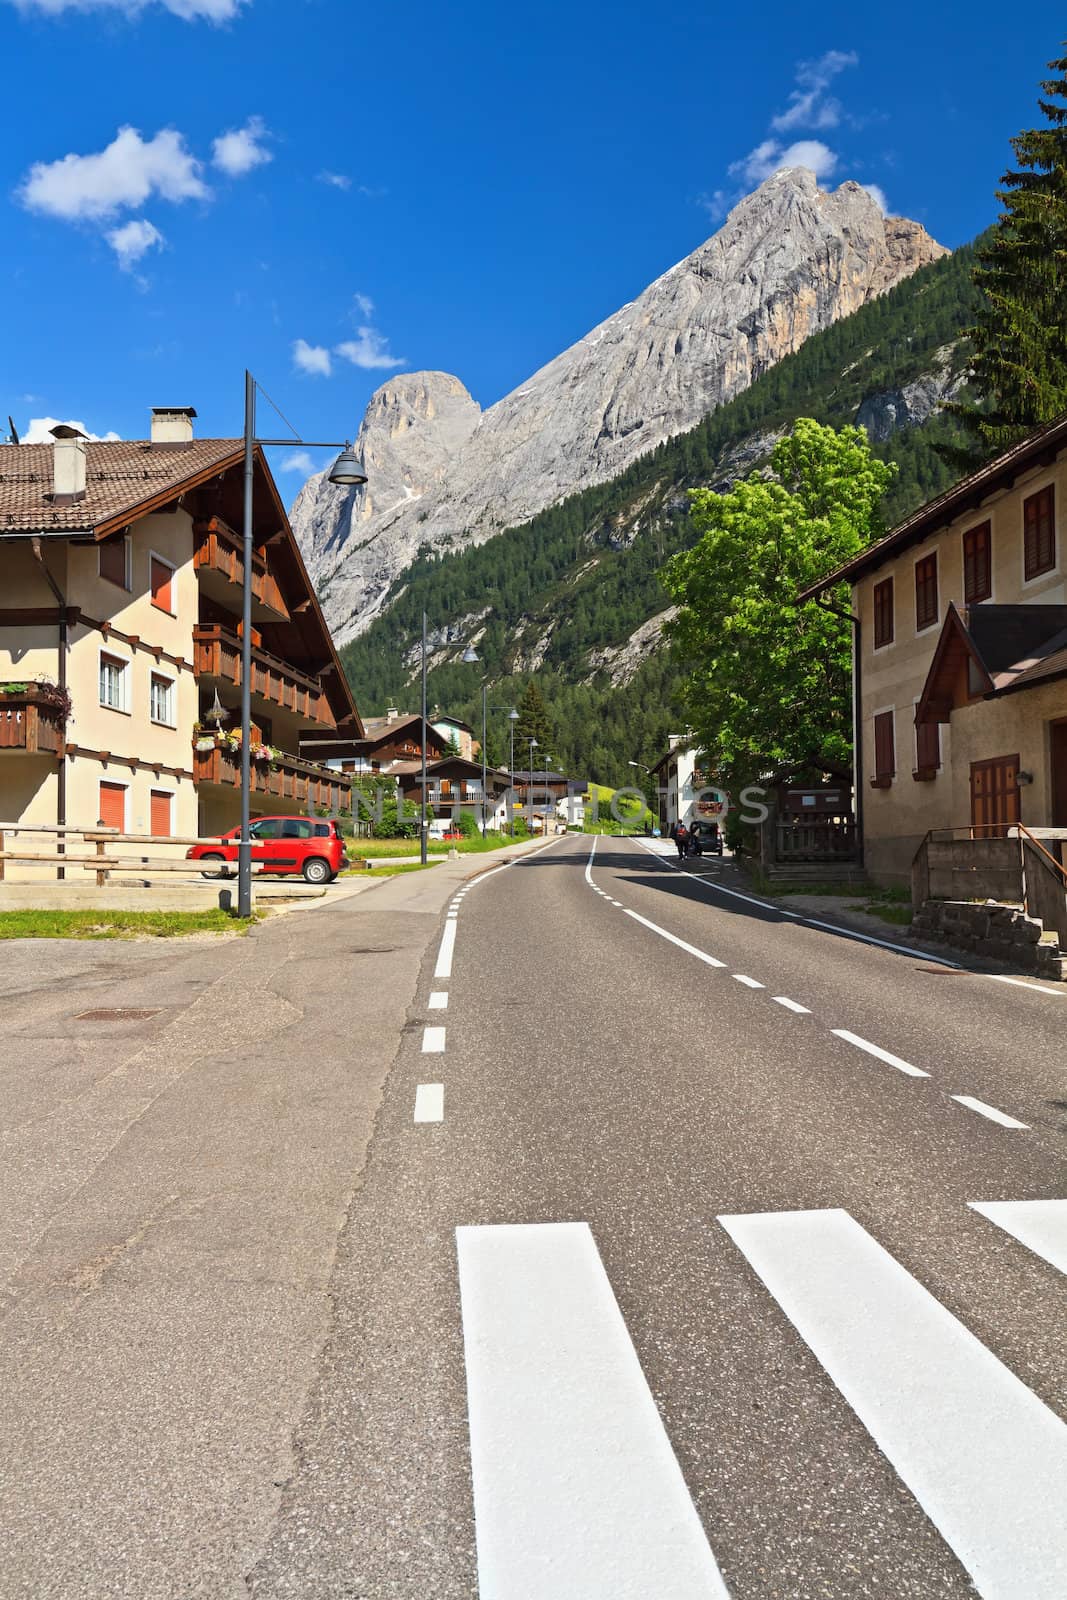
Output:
[{"xmin": 910, "ymin": 899, "xmax": 1066, "ymax": 981}]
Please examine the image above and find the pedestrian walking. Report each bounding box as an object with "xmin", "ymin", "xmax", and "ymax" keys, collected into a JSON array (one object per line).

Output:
[{"xmin": 671, "ymin": 820, "xmax": 690, "ymax": 859}]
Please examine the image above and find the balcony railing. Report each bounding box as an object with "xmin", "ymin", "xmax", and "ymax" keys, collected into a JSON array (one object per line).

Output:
[
  {"xmin": 193, "ymin": 743, "xmax": 353, "ymax": 811},
  {"xmin": 0, "ymin": 689, "xmax": 64, "ymax": 755},
  {"xmin": 193, "ymin": 516, "xmax": 288, "ymax": 618},
  {"xmin": 193, "ymin": 624, "xmax": 335, "ymax": 726}
]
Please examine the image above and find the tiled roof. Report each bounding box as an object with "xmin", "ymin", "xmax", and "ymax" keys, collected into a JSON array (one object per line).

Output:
[{"xmin": 0, "ymin": 438, "xmax": 242, "ymax": 533}]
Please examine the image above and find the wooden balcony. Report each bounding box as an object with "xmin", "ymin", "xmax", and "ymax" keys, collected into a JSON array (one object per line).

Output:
[
  {"xmin": 193, "ymin": 516, "xmax": 289, "ymax": 620},
  {"xmin": 193, "ymin": 624, "xmax": 335, "ymax": 726},
  {"xmin": 193, "ymin": 743, "xmax": 352, "ymax": 811},
  {"xmin": 0, "ymin": 689, "xmax": 64, "ymax": 755}
]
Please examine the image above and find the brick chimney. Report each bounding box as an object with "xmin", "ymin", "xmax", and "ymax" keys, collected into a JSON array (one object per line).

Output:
[
  {"xmin": 50, "ymin": 424, "xmax": 87, "ymax": 502},
  {"xmin": 150, "ymin": 406, "xmax": 197, "ymax": 447}
]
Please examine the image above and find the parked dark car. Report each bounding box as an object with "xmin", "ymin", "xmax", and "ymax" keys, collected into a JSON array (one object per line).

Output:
[
  {"xmin": 187, "ymin": 816, "xmax": 345, "ymax": 883},
  {"xmin": 688, "ymin": 819, "xmax": 724, "ymax": 857}
]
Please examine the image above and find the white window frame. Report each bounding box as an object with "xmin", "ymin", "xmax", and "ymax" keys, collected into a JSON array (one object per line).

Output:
[
  {"xmin": 149, "ymin": 549, "xmax": 177, "ymax": 615},
  {"xmin": 872, "ymin": 702, "xmax": 897, "ymax": 783},
  {"xmin": 1020, "ymin": 477, "xmax": 1060, "ymax": 590},
  {"xmin": 913, "ymin": 547, "xmax": 940, "ymax": 637},
  {"xmin": 98, "ymin": 777, "xmax": 128, "ymax": 832},
  {"xmin": 98, "ymin": 531, "xmax": 131, "ymax": 590},
  {"xmin": 99, "ymin": 648, "xmax": 130, "ymax": 714},
  {"xmin": 871, "ymin": 574, "xmax": 896, "ymax": 654},
  {"xmin": 148, "ymin": 787, "xmax": 175, "ymax": 837},
  {"xmin": 149, "ymin": 669, "xmax": 176, "ymax": 727}
]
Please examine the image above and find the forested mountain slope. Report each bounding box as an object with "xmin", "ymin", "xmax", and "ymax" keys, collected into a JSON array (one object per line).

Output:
[{"xmin": 339, "ymin": 241, "xmax": 983, "ymax": 786}]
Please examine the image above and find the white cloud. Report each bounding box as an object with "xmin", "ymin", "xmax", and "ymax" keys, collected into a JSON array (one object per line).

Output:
[
  {"xmin": 292, "ymin": 339, "xmax": 332, "ymax": 377},
  {"xmin": 335, "ymin": 327, "xmax": 403, "ymax": 371},
  {"xmin": 730, "ymin": 138, "xmax": 839, "ymax": 187},
  {"xmin": 279, "ymin": 451, "xmax": 314, "ymax": 474},
  {"xmin": 212, "ymin": 116, "xmax": 272, "ymax": 178},
  {"xmin": 770, "ymin": 49, "xmax": 858, "ymax": 133},
  {"xmin": 18, "ymin": 125, "xmax": 207, "ymax": 222},
  {"xmin": 860, "ymin": 182, "xmax": 890, "ymax": 215},
  {"xmin": 353, "ymin": 292, "xmax": 374, "ymax": 318},
  {"xmin": 7, "ymin": 0, "xmax": 245, "ymax": 19},
  {"xmin": 107, "ymin": 217, "xmax": 164, "ymax": 269},
  {"xmin": 317, "ymin": 170, "xmax": 351, "ymax": 190},
  {"xmin": 21, "ymin": 416, "xmax": 121, "ymax": 443}
]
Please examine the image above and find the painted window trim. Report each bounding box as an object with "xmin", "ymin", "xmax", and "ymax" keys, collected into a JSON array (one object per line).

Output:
[
  {"xmin": 148, "ymin": 668, "xmax": 177, "ymax": 728},
  {"xmin": 872, "ymin": 575, "xmax": 895, "ymax": 652},
  {"xmin": 98, "ymin": 777, "xmax": 129, "ymax": 831},
  {"xmin": 913, "ymin": 549, "xmax": 940, "ymax": 636},
  {"xmin": 871, "ymin": 704, "xmax": 896, "ymax": 788},
  {"xmin": 961, "ymin": 519, "xmax": 994, "ymax": 606},
  {"xmin": 1021, "ymin": 480, "xmax": 1057, "ymax": 586},
  {"xmin": 149, "ymin": 549, "xmax": 177, "ymax": 616},
  {"xmin": 98, "ymin": 646, "xmax": 131, "ymax": 715}
]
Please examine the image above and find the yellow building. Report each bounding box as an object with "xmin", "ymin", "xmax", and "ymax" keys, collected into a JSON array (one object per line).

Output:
[
  {"xmin": 0, "ymin": 409, "xmax": 362, "ymax": 875},
  {"xmin": 801, "ymin": 413, "xmax": 1067, "ymax": 885}
]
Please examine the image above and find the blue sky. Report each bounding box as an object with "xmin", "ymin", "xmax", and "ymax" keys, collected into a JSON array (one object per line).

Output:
[{"xmin": 2, "ymin": 0, "xmax": 1062, "ymax": 487}]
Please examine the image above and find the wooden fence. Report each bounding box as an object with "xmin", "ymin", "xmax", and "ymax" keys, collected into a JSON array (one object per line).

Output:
[{"xmin": 0, "ymin": 822, "xmax": 262, "ymax": 886}]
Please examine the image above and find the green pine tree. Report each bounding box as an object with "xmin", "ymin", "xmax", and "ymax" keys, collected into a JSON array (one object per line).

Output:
[
  {"xmin": 514, "ymin": 679, "xmax": 553, "ymax": 758},
  {"xmin": 945, "ymin": 48, "xmax": 1067, "ymax": 465}
]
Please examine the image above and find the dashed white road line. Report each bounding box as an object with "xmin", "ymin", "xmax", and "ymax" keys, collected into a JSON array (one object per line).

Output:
[
  {"xmin": 428, "ymin": 991, "xmax": 449, "ymax": 1010},
  {"xmin": 733, "ymin": 974, "xmax": 764, "ymax": 989},
  {"xmin": 456, "ymin": 1222, "xmax": 730, "ymax": 1599},
  {"xmin": 414, "ymin": 1083, "xmax": 444, "ymax": 1122},
  {"xmin": 434, "ymin": 919, "xmax": 457, "ymax": 979},
  {"xmin": 623, "ymin": 908, "xmax": 727, "ymax": 967},
  {"xmin": 773, "ymin": 996, "xmax": 811, "ymax": 1014},
  {"xmin": 952, "ymin": 1095, "xmax": 1029, "ymax": 1130},
  {"xmin": 422, "ymin": 1026, "xmax": 446, "ymax": 1054},
  {"xmin": 969, "ymin": 1198, "xmax": 1067, "ymax": 1277},
  {"xmin": 831, "ymin": 1029, "xmax": 929, "ymax": 1079},
  {"xmin": 719, "ymin": 1206, "xmax": 1067, "ymax": 1600}
]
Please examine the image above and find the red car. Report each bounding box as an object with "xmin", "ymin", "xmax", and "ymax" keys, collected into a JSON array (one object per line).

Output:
[{"xmin": 187, "ymin": 816, "xmax": 345, "ymax": 884}]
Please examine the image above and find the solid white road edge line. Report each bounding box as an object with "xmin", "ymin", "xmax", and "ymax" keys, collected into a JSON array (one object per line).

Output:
[
  {"xmin": 773, "ymin": 996, "xmax": 811, "ymax": 1013},
  {"xmin": 428, "ymin": 991, "xmax": 449, "ymax": 1010},
  {"xmin": 968, "ymin": 1199, "xmax": 1067, "ymax": 1278},
  {"xmin": 624, "ymin": 908, "xmax": 727, "ymax": 967},
  {"xmin": 719, "ymin": 1206, "xmax": 1067, "ymax": 1600},
  {"xmin": 831, "ymin": 1029, "xmax": 929, "ymax": 1078},
  {"xmin": 434, "ymin": 919, "xmax": 457, "ymax": 980},
  {"xmin": 422, "ymin": 1025, "xmax": 446, "ymax": 1054},
  {"xmin": 414, "ymin": 1083, "xmax": 444, "ymax": 1123},
  {"xmin": 456, "ymin": 1222, "xmax": 730, "ymax": 1600},
  {"xmin": 951, "ymin": 1095, "xmax": 1029, "ymax": 1130},
  {"xmin": 629, "ymin": 839, "xmax": 1067, "ymax": 998},
  {"xmin": 584, "ymin": 834, "xmax": 598, "ymax": 885},
  {"xmin": 733, "ymin": 974, "xmax": 764, "ymax": 989}
]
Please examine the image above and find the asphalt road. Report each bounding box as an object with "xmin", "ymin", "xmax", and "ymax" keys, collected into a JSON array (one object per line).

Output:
[
  {"xmin": 3, "ymin": 836, "xmax": 1065, "ymax": 1598},
  {"xmin": 248, "ymin": 832, "xmax": 1067, "ymax": 1600}
]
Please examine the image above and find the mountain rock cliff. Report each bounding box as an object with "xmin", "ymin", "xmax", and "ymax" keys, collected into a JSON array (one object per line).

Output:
[{"xmin": 292, "ymin": 168, "xmax": 947, "ymax": 645}]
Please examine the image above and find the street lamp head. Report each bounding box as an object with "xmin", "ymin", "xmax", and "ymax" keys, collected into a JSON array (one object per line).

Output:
[
  {"xmin": 462, "ymin": 645, "xmax": 480, "ymax": 664},
  {"xmin": 328, "ymin": 444, "xmax": 368, "ymax": 486},
  {"xmin": 507, "ymin": 707, "xmax": 519, "ymax": 721}
]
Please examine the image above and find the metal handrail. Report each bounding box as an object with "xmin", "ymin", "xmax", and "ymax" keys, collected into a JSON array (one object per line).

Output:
[{"xmin": 1017, "ymin": 823, "xmax": 1067, "ymax": 888}]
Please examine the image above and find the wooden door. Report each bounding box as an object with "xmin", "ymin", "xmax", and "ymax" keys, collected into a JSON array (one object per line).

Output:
[
  {"xmin": 98, "ymin": 781, "xmax": 126, "ymax": 831},
  {"xmin": 970, "ymin": 755, "xmax": 1020, "ymax": 837},
  {"xmin": 1051, "ymin": 722, "xmax": 1067, "ymax": 828}
]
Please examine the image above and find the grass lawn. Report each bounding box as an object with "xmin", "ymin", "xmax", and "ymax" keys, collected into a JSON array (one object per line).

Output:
[
  {"xmin": 347, "ymin": 833, "xmax": 527, "ymax": 861},
  {"xmin": 0, "ymin": 908, "xmax": 255, "ymax": 940},
  {"xmin": 748, "ymin": 872, "xmax": 913, "ymax": 927}
]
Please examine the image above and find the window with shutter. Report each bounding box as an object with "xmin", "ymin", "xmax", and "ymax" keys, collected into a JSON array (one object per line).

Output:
[
  {"xmin": 99, "ymin": 533, "xmax": 130, "ymax": 589},
  {"xmin": 150, "ymin": 556, "xmax": 174, "ymax": 612},
  {"xmin": 149, "ymin": 790, "xmax": 172, "ymax": 837},
  {"xmin": 99, "ymin": 781, "xmax": 126, "ymax": 831},
  {"xmin": 99, "ymin": 652, "xmax": 128, "ymax": 711},
  {"xmin": 914, "ymin": 553, "xmax": 938, "ymax": 630},
  {"xmin": 962, "ymin": 522, "xmax": 992, "ymax": 604},
  {"xmin": 873, "ymin": 711, "xmax": 895, "ymax": 786},
  {"xmin": 1023, "ymin": 486, "xmax": 1055, "ymax": 580},
  {"xmin": 873, "ymin": 578, "xmax": 894, "ymax": 648},
  {"xmin": 914, "ymin": 718, "xmax": 940, "ymax": 778}
]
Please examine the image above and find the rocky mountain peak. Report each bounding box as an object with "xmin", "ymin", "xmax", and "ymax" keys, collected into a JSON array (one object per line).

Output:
[{"xmin": 292, "ymin": 167, "xmax": 948, "ymax": 646}]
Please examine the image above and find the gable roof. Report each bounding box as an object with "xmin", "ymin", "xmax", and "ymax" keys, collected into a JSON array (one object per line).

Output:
[
  {"xmin": 797, "ymin": 409, "xmax": 1067, "ymax": 600},
  {"xmin": 0, "ymin": 438, "xmax": 242, "ymax": 535},
  {"xmin": 916, "ymin": 601, "xmax": 1067, "ymax": 724}
]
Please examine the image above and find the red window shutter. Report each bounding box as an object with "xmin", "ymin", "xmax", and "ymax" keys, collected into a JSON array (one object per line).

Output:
[
  {"xmin": 915, "ymin": 554, "xmax": 938, "ymax": 630},
  {"xmin": 99, "ymin": 781, "xmax": 125, "ymax": 830},
  {"xmin": 963, "ymin": 522, "xmax": 991, "ymax": 604},
  {"xmin": 874, "ymin": 711, "xmax": 895, "ymax": 779},
  {"xmin": 151, "ymin": 557, "xmax": 173, "ymax": 612},
  {"xmin": 150, "ymin": 790, "xmax": 172, "ymax": 837},
  {"xmin": 1024, "ymin": 486, "xmax": 1055, "ymax": 580},
  {"xmin": 873, "ymin": 578, "xmax": 894, "ymax": 647}
]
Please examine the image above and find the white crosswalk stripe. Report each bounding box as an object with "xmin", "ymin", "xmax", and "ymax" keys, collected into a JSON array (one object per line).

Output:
[
  {"xmin": 719, "ymin": 1206, "xmax": 1067, "ymax": 1600},
  {"xmin": 969, "ymin": 1197, "xmax": 1067, "ymax": 1278},
  {"xmin": 456, "ymin": 1221, "xmax": 730, "ymax": 1599}
]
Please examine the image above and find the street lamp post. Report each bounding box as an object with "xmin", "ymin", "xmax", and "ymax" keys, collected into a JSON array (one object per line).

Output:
[
  {"xmin": 477, "ymin": 690, "xmax": 519, "ymax": 836},
  {"xmin": 527, "ymin": 736, "xmax": 538, "ymax": 829},
  {"xmin": 238, "ymin": 370, "xmax": 366, "ymax": 918}
]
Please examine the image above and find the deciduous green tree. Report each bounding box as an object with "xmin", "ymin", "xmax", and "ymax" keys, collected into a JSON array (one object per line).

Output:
[
  {"xmin": 662, "ymin": 418, "xmax": 895, "ymax": 793},
  {"xmin": 946, "ymin": 49, "xmax": 1067, "ymax": 464}
]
